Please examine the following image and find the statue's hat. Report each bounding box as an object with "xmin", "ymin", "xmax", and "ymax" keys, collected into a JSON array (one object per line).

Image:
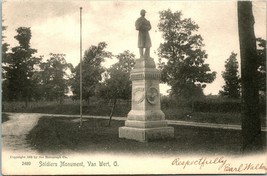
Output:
[{"xmin": 140, "ymin": 9, "xmax": 146, "ymax": 14}]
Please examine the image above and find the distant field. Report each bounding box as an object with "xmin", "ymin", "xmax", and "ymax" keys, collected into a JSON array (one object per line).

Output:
[
  {"xmin": 2, "ymin": 99, "xmax": 266, "ymax": 127},
  {"xmin": 2, "ymin": 99, "xmax": 130, "ymax": 116}
]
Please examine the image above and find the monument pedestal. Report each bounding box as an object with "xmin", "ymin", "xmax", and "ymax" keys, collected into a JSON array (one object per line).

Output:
[{"xmin": 119, "ymin": 57, "xmax": 174, "ymax": 142}]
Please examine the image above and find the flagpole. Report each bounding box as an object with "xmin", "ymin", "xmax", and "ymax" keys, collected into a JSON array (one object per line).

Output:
[{"xmin": 79, "ymin": 7, "xmax": 83, "ymax": 128}]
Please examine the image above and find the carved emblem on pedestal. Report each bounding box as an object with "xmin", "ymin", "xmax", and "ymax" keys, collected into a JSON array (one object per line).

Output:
[
  {"xmin": 133, "ymin": 87, "xmax": 145, "ymax": 104},
  {"xmin": 146, "ymin": 87, "xmax": 159, "ymax": 104}
]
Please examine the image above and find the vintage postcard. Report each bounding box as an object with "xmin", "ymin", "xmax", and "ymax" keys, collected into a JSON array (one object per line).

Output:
[{"xmin": 2, "ymin": 0, "xmax": 266, "ymax": 175}]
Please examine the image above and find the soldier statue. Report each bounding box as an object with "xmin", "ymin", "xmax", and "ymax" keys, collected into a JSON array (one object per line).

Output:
[{"xmin": 135, "ymin": 9, "xmax": 151, "ymax": 59}]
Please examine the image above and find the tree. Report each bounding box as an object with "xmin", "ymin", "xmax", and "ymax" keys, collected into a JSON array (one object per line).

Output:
[
  {"xmin": 238, "ymin": 1, "xmax": 262, "ymax": 153},
  {"xmin": 157, "ymin": 9, "xmax": 216, "ymax": 99},
  {"xmin": 2, "ymin": 27, "xmax": 41, "ymax": 106},
  {"xmin": 2, "ymin": 43, "xmax": 10, "ymax": 101},
  {"xmin": 219, "ymin": 52, "xmax": 240, "ymax": 98},
  {"xmin": 1, "ymin": 14, "xmax": 10, "ymax": 101},
  {"xmin": 256, "ymin": 38, "xmax": 266, "ymax": 95},
  {"xmin": 2, "ymin": 8, "xmax": 7, "ymax": 41},
  {"xmin": 70, "ymin": 42, "xmax": 112, "ymax": 103},
  {"xmin": 1, "ymin": 17, "xmax": 8, "ymax": 62},
  {"xmin": 2, "ymin": 42, "xmax": 10, "ymax": 88},
  {"xmin": 38, "ymin": 53, "xmax": 73, "ymax": 103},
  {"xmin": 97, "ymin": 50, "xmax": 135, "ymax": 126},
  {"xmin": 2, "ymin": 24, "xmax": 7, "ymax": 40}
]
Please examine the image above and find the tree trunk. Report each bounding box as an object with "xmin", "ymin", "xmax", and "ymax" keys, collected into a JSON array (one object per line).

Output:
[
  {"xmin": 238, "ymin": 1, "xmax": 262, "ymax": 153},
  {"xmin": 108, "ymin": 98, "xmax": 117, "ymax": 127}
]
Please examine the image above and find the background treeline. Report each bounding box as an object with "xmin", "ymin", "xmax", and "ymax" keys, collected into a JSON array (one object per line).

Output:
[{"xmin": 2, "ymin": 10, "xmax": 266, "ymax": 122}]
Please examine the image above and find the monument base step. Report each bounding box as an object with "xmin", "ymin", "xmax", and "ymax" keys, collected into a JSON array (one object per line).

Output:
[
  {"xmin": 125, "ymin": 120, "xmax": 168, "ymax": 128},
  {"xmin": 119, "ymin": 126, "xmax": 174, "ymax": 142}
]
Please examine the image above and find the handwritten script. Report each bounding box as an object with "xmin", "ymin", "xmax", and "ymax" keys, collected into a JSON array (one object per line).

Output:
[
  {"xmin": 172, "ymin": 156, "xmax": 227, "ymax": 169},
  {"xmin": 172, "ymin": 156, "xmax": 267, "ymax": 173}
]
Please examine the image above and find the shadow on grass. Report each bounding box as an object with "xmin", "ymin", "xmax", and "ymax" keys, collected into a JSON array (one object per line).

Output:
[{"xmin": 27, "ymin": 116, "xmax": 266, "ymax": 155}]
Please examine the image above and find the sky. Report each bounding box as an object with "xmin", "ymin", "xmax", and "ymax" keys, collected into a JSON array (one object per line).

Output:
[{"xmin": 2, "ymin": 0, "xmax": 266, "ymax": 95}]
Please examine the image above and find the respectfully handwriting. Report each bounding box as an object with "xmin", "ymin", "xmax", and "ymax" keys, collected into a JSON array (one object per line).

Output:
[{"xmin": 172, "ymin": 157, "xmax": 227, "ymax": 169}]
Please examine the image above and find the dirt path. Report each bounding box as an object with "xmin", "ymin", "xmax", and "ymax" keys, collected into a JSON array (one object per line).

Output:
[{"xmin": 2, "ymin": 113, "xmax": 42, "ymax": 152}]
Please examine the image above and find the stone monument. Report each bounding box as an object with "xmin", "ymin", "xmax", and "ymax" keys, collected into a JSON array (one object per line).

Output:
[{"xmin": 119, "ymin": 9, "xmax": 174, "ymax": 142}]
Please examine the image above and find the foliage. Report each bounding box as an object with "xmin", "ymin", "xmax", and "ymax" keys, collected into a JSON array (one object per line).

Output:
[
  {"xmin": 96, "ymin": 50, "xmax": 135, "ymax": 126},
  {"xmin": 2, "ymin": 43, "xmax": 9, "ymax": 63},
  {"xmin": 219, "ymin": 52, "xmax": 241, "ymax": 98},
  {"xmin": 2, "ymin": 12, "xmax": 7, "ymax": 41},
  {"xmin": 157, "ymin": 9, "xmax": 216, "ymax": 99},
  {"xmin": 2, "ymin": 43, "xmax": 10, "ymax": 97},
  {"xmin": 70, "ymin": 42, "xmax": 112, "ymax": 102},
  {"xmin": 1, "ymin": 16, "xmax": 9, "ymax": 72},
  {"xmin": 97, "ymin": 50, "xmax": 135, "ymax": 100},
  {"xmin": 256, "ymin": 38, "xmax": 266, "ymax": 94},
  {"xmin": 2, "ymin": 27, "xmax": 42, "ymax": 105},
  {"xmin": 37, "ymin": 53, "xmax": 73, "ymax": 103}
]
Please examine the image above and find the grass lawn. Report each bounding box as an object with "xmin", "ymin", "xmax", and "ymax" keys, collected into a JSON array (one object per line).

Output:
[
  {"xmin": 2, "ymin": 113, "xmax": 10, "ymax": 123},
  {"xmin": 162, "ymin": 108, "xmax": 266, "ymax": 127},
  {"xmin": 27, "ymin": 116, "xmax": 266, "ymax": 155}
]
